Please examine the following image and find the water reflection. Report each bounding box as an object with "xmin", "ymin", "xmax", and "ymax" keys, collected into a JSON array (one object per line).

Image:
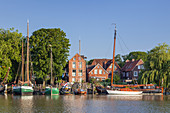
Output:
[
  {"xmin": 107, "ymin": 95, "xmax": 143, "ymax": 101},
  {"xmin": 0, "ymin": 94, "xmax": 169, "ymax": 113}
]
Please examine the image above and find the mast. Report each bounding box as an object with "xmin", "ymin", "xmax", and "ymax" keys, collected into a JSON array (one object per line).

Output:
[
  {"xmin": 27, "ymin": 20, "xmax": 30, "ymax": 83},
  {"xmin": 111, "ymin": 24, "xmax": 116, "ymax": 86},
  {"xmin": 79, "ymin": 40, "xmax": 81, "ymax": 85},
  {"xmin": 22, "ymin": 39, "xmax": 24, "ymax": 81},
  {"xmin": 50, "ymin": 45, "xmax": 53, "ymax": 85}
]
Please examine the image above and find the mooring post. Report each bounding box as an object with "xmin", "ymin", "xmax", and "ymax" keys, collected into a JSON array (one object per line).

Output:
[
  {"xmin": 51, "ymin": 86, "xmax": 52, "ymax": 95},
  {"xmin": 92, "ymin": 84, "xmax": 94, "ymax": 95}
]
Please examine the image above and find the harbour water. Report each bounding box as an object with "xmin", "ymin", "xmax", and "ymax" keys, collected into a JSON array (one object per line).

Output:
[{"xmin": 0, "ymin": 95, "xmax": 169, "ymax": 113}]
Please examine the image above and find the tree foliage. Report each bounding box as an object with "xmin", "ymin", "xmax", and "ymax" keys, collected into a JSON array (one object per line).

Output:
[
  {"xmin": 122, "ymin": 51, "xmax": 147, "ymax": 62},
  {"xmin": 0, "ymin": 28, "xmax": 22, "ymax": 81},
  {"xmin": 29, "ymin": 28, "xmax": 70, "ymax": 84},
  {"xmin": 139, "ymin": 43, "xmax": 170, "ymax": 87}
]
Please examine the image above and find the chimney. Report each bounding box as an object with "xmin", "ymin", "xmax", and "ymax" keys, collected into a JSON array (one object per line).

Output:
[
  {"xmin": 103, "ymin": 61, "xmax": 107, "ymax": 69},
  {"xmin": 132, "ymin": 59, "xmax": 135, "ymax": 62},
  {"xmin": 126, "ymin": 59, "xmax": 129, "ymax": 62}
]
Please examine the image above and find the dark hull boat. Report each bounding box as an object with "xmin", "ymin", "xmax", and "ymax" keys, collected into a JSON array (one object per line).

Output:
[{"xmin": 96, "ymin": 86, "xmax": 108, "ymax": 94}]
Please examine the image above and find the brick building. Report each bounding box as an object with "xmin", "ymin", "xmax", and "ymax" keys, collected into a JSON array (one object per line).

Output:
[
  {"xmin": 87, "ymin": 59, "xmax": 121, "ymax": 82},
  {"xmin": 64, "ymin": 53, "xmax": 86, "ymax": 83},
  {"xmin": 121, "ymin": 59, "xmax": 144, "ymax": 82}
]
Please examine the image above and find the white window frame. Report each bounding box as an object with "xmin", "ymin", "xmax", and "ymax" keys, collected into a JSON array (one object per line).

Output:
[
  {"xmin": 99, "ymin": 69, "xmax": 102, "ymax": 74},
  {"xmin": 79, "ymin": 62, "xmax": 82, "ymax": 68},
  {"xmin": 79, "ymin": 70, "xmax": 82, "ymax": 76},
  {"xmin": 134, "ymin": 71, "xmax": 138, "ymax": 77},
  {"xmin": 72, "ymin": 62, "xmax": 76, "ymax": 68},
  {"xmin": 138, "ymin": 65, "xmax": 140, "ymax": 69},
  {"xmin": 72, "ymin": 70, "xmax": 76, "ymax": 76},
  {"xmin": 72, "ymin": 78, "xmax": 76, "ymax": 82},
  {"xmin": 94, "ymin": 69, "xmax": 97, "ymax": 74}
]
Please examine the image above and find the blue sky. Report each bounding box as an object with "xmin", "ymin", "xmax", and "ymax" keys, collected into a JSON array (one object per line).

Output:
[{"xmin": 0, "ymin": 0, "xmax": 170, "ymax": 60}]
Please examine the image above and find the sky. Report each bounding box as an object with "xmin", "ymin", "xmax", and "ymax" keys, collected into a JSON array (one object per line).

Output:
[{"xmin": 0, "ymin": 0, "xmax": 170, "ymax": 61}]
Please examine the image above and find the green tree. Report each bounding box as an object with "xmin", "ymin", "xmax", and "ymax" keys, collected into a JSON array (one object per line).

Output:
[
  {"xmin": 115, "ymin": 54, "xmax": 124, "ymax": 67},
  {"xmin": 0, "ymin": 28, "xmax": 22, "ymax": 82},
  {"xmin": 29, "ymin": 28, "xmax": 70, "ymax": 86},
  {"xmin": 139, "ymin": 43, "xmax": 170, "ymax": 87},
  {"xmin": 122, "ymin": 51, "xmax": 147, "ymax": 62}
]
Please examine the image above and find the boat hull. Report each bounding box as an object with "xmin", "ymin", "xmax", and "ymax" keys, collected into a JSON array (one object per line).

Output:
[
  {"xmin": 45, "ymin": 87, "xmax": 59, "ymax": 95},
  {"xmin": 107, "ymin": 90, "xmax": 143, "ymax": 95},
  {"xmin": 13, "ymin": 86, "xmax": 33, "ymax": 95}
]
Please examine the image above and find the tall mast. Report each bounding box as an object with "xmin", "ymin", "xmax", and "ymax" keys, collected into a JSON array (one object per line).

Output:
[
  {"xmin": 50, "ymin": 45, "xmax": 53, "ymax": 85},
  {"xmin": 111, "ymin": 24, "xmax": 116, "ymax": 86},
  {"xmin": 79, "ymin": 40, "xmax": 81, "ymax": 85},
  {"xmin": 22, "ymin": 39, "xmax": 24, "ymax": 81},
  {"xmin": 27, "ymin": 20, "xmax": 30, "ymax": 83}
]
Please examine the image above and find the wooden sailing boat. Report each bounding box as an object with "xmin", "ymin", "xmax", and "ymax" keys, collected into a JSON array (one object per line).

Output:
[
  {"xmin": 45, "ymin": 45, "xmax": 59, "ymax": 95},
  {"xmin": 13, "ymin": 20, "xmax": 33, "ymax": 95},
  {"xmin": 74, "ymin": 40, "xmax": 86, "ymax": 95},
  {"xmin": 106, "ymin": 24, "xmax": 142, "ymax": 95}
]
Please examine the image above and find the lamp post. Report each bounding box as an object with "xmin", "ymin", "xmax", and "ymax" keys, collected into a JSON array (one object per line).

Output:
[{"xmin": 49, "ymin": 44, "xmax": 53, "ymax": 85}]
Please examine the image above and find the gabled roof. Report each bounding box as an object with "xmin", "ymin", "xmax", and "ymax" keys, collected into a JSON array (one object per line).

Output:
[
  {"xmin": 106, "ymin": 61, "xmax": 122, "ymax": 71},
  {"xmin": 122, "ymin": 59, "xmax": 143, "ymax": 72},
  {"xmin": 89, "ymin": 59, "xmax": 121, "ymax": 71},
  {"xmin": 88, "ymin": 63, "xmax": 109, "ymax": 74},
  {"xmin": 69, "ymin": 53, "xmax": 86, "ymax": 62}
]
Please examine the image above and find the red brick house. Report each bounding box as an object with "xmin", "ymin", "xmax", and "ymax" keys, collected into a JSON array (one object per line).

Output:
[
  {"xmin": 87, "ymin": 59, "xmax": 121, "ymax": 82},
  {"xmin": 121, "ymin": 59, "xmax": 144, "ymax": 82},
  {"xmin": 64, "ymin": 53, "xmax": 86, "ymax": 83}
]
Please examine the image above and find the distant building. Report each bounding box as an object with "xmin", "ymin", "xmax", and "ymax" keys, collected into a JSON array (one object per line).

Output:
[
  {"xmin": 121, "ymin": 59, "xmax": 144, "ymax": 82},
  {"xmin": 87, "ymin": 59, "xmax": 121, "ymax": 82},
  {"xmin": 64, "ymin": 53, "xmax": 86, "ymax": 83}
]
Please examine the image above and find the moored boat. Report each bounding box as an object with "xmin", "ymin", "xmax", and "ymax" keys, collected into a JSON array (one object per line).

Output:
[
  {"xmin": 107, "ymin": 89, "xmax": 142, "ymax": 95},
  {"xmin": 45, "ymin": 87, "xmax": 59, "ymax": 95},
  {"xmin": 107, "ymin": 24, "xmax": 143, "ymax": 95},
  {"xmin": 13, "ymin": 85, "xmax": 33, "ymax": 95}
]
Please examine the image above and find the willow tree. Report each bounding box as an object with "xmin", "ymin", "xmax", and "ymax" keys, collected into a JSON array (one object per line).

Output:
[
  {"xmin": 0, "ymin": 28, "xmax": 22, "ymax": 82},
  {"xmin": 139, "ymin": 43, "xmax": 170, "ymax": 87},
  {"xmin": 30, "ymin": 28, "xmax": 70, "ymax": 86}
]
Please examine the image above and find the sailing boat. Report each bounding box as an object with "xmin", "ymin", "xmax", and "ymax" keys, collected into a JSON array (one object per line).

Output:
[
  {"xmin": 74, "ymin": 40, "xmax": 86, "ymax": 95},
  {"xmin": 106, "ymin": 25, "xmax": 142, "ymax": 95},
  {"xmin": 13, "ymin": 20, "xmax": 33, "ymax": 95},
  {"xmin": 45, "ymin": 45, "xmax": 59, "ymax": 95}
]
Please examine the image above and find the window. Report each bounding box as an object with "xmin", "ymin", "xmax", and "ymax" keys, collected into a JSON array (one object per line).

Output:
[
  {"xmin": 79, "ymin": 70, "xmax": 82, "ymax": 76},
  {"xmin": 91, "ymin": 72, "xmax": 93, "ymax": 74},
  {"xmin": 73, "ymin": 58, "xmax": 76, "ymax": 60},
  {"xmin": 72, "ymin": 62, "xmax": 76, "ymax": 68},
  {"xmin": 80, "ymin": 78, "xmax": 82, "ymax": 82},
  {"xmin": 104, "ymin": 72, "xmax": 105, "ymax": 74},
  {"xmin": 134, "ymin": 71, "xmax": 138, "ymax": 77},
  {"xmin": 72, "ymin": 70, "xmax": 76, "ymax": 76},
  {"xmin": 138, "ymin": 65, "xmax": 140, "ymax": 69},
  {"xmin": 79, "ymin": 62, "xmax": 82, "ymax": 68},
  {"xmin": 126, "ymin": 72, "xmax": 129, "ymax": 77},
  {"xmin": 94, "ymin": 69, "xmax": 97, "ymax": 74},
  {"xmin": 98, "ymin": 66, "xmax": 99, "ymax": 68},
  {"xmin": 72, "ymin": 78, "xmax": 76, "ymax": 82},
  {"xmin": 109, "ymin": 64, "xmax": 112, "ymax": 68},
  {"xmin": 99, "ymin": 69, "xmax": 102, "ymax": 74},
  {"xmin": 123, "ymin": 72, "xmax": 125, "ymax": 77}
]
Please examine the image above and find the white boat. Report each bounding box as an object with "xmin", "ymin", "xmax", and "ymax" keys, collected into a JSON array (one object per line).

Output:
[{"xmin": 107, "ymin": 89, "xmax": 143, "ymax": 95}]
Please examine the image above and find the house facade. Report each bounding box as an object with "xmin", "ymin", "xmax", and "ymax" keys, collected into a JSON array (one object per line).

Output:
[
  {"xmin": 121, "ymin": 59, "xmax": 144, "ymax": 82},
  {"xmin": 65, "ymin": 53, "xmax": 86, "ymax": 83},
  {"xmin": 87, "ymin": 59, "xmax": 121, "ymax": 82}
]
